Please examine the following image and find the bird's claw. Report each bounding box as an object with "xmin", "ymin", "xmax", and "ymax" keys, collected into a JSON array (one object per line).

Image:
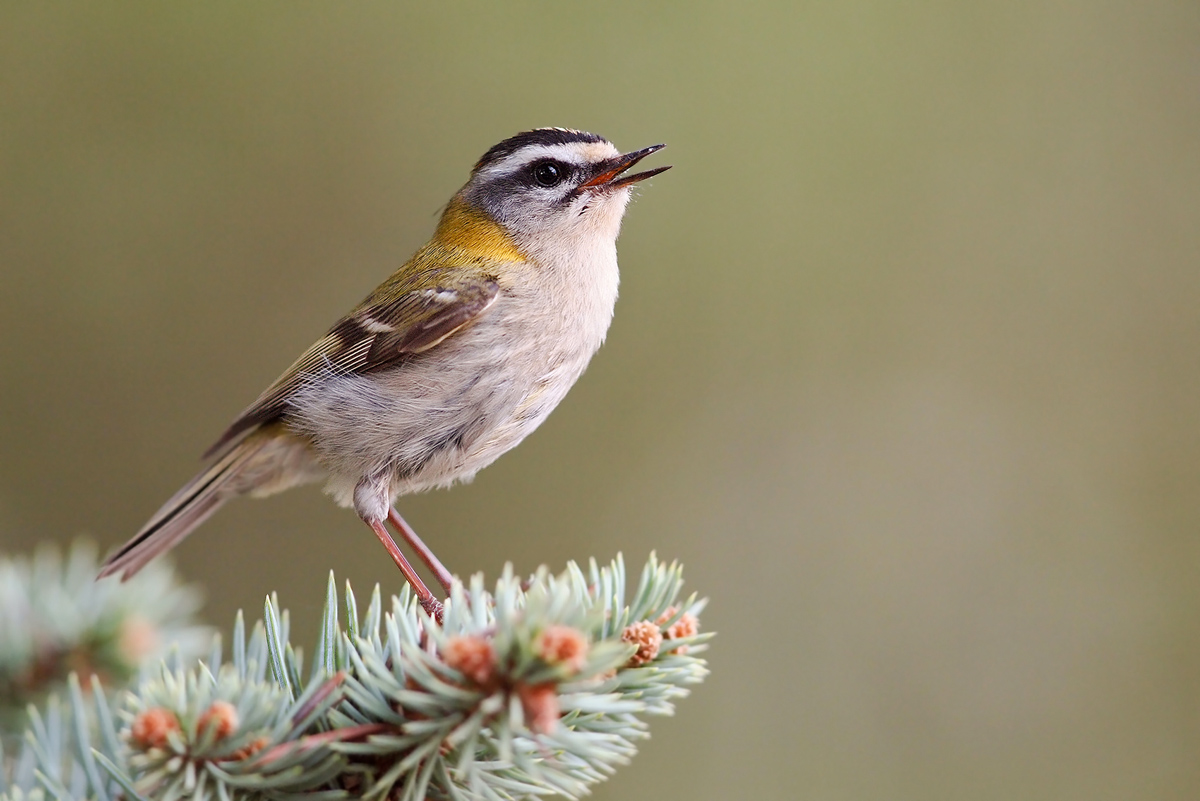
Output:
[{"xmin": 420, "ymin": 596, "xmax": 445, "ymax": 623}]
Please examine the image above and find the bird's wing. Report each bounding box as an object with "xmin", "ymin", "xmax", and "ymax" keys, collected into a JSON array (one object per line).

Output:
[{"xmin": 203, "ymin": 276, "xmax": 500, "ymax": 459}]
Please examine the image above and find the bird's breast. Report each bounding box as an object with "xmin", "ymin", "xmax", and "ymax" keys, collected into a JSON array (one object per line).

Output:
[{"xmin": 292, "ymin": 250, "xmax": 619, "ymax": 503}]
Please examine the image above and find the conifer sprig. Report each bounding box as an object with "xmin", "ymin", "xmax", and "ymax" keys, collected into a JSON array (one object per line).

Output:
[
  {"xmin": 2, "ymin": 554, "xmax": 710, "ymax": 801},
  {"xmin": 0, "ymin": 540, "xmax": 209, "ymax": 741}
]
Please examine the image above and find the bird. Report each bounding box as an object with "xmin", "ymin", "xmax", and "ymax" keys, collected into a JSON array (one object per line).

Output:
[{"xmin": 99, "ymin": 127, "xmax": 670, "ymax": 614}]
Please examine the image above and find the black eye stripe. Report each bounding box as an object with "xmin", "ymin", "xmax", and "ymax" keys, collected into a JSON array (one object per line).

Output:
[{"xmin": 465, "ymin": 157, "xmax": 583, "ymax": 213}]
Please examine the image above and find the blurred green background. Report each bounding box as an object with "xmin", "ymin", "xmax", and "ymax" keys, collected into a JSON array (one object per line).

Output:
[{"xmin": 2, "ymin": 2, "xmax": 1198, "ymax": 798}]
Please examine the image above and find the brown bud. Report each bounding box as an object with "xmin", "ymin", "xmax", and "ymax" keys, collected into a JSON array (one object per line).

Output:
[
  {"xmin": 656, "ymin": 607, "xmax": 700, "ymax": 654},
  {"xmin": 535, "ymin": 625, "xmax": 589, "ymax": 673},
  {"xmin": 621, "ymin": 621, "xmax": 663, "ymax": 667},
  {"xmin": 229, "ymin": 735, "xmax": 271, "ymax": 761},
  {"xmin": 516, "ymin": 682, "xmax": 560, "ymax": 734},
  {"xmin": 443, "ymin": 634, "xmax": 496, "ymax": 685},
  {"xmin": 117, "ymin": 616, "xmax": 160, "ymax": 667},
  {"xmin": 130, "ymin": 707, "xmax": 181, "ymax": 750},
  {"xmin": 198, "ymin": 700, "xmax": 239, "ymax": 740}
]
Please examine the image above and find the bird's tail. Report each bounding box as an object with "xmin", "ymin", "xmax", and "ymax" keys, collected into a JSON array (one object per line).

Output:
[{"xmin": 99, "ymin": 435, "xmax": 268, "ymax": 581}]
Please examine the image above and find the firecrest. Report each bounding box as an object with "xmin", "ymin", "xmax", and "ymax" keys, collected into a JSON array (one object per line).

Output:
[{"xmin": 99, "ymin": 127, "xmax": 670, "ymax": 614}]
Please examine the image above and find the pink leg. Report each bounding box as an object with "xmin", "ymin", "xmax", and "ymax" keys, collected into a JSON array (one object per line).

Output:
[
  {"xmin": 364, "ymin": 516, "xmax": 443, "ymax": 619},
  {"xmin": 387, "ymin": 507, "xmax": 454, "ymax": 594}
]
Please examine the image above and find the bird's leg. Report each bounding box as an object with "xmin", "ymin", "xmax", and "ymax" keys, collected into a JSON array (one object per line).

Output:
[
  {"xmin": 387, "ymin": 507, "xmax": 454, "ymax": 594},
  {"xmin": 364, "ymin": 516, "xmax": 443, "ymax": 620}
]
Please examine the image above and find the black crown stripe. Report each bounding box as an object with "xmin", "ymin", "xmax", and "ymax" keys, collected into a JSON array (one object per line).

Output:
[{"xmin": 473, "ymin": 128, "xmax": 608, "ymax": 172}]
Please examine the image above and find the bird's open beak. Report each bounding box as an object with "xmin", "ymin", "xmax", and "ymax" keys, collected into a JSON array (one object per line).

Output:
[{"xmin": 580, "ymin": 144, "xmax": 671, "ymax": 190}]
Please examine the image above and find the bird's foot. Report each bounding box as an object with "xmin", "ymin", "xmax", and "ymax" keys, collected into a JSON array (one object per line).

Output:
[{"xmin": 420, "ymin": 595, "xmax": 445, "ymax": 623}]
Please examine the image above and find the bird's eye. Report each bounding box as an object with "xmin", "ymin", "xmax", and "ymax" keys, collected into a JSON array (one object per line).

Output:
[{"xmin": 531, "ymin": 161, "xmax": 565, "ymax": 187}]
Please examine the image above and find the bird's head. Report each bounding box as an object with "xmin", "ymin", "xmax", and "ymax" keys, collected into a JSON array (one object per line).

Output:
[{"xmin": 453, "ymin": 128, "xmax": 670, "ymax": 260}]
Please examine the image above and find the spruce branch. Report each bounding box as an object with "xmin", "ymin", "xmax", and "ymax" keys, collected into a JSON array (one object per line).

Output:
[
  {"xmin": 0, "ymin": 540, "xmax": 210, "ymax": 742},
  {"xmin": 3, "ymin": 554, "xmax": 711, "ymax": 801}
]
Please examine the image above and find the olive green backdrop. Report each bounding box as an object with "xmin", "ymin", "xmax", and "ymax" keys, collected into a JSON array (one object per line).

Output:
[{"xmin": 2, "ymin": 3, "xmax": 1197, "ymax": 799}]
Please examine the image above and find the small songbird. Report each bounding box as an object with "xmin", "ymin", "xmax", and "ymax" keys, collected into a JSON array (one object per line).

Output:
[{"xmin": 99, "ymin": 128, "xmax": 669, "ymax": 613}]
